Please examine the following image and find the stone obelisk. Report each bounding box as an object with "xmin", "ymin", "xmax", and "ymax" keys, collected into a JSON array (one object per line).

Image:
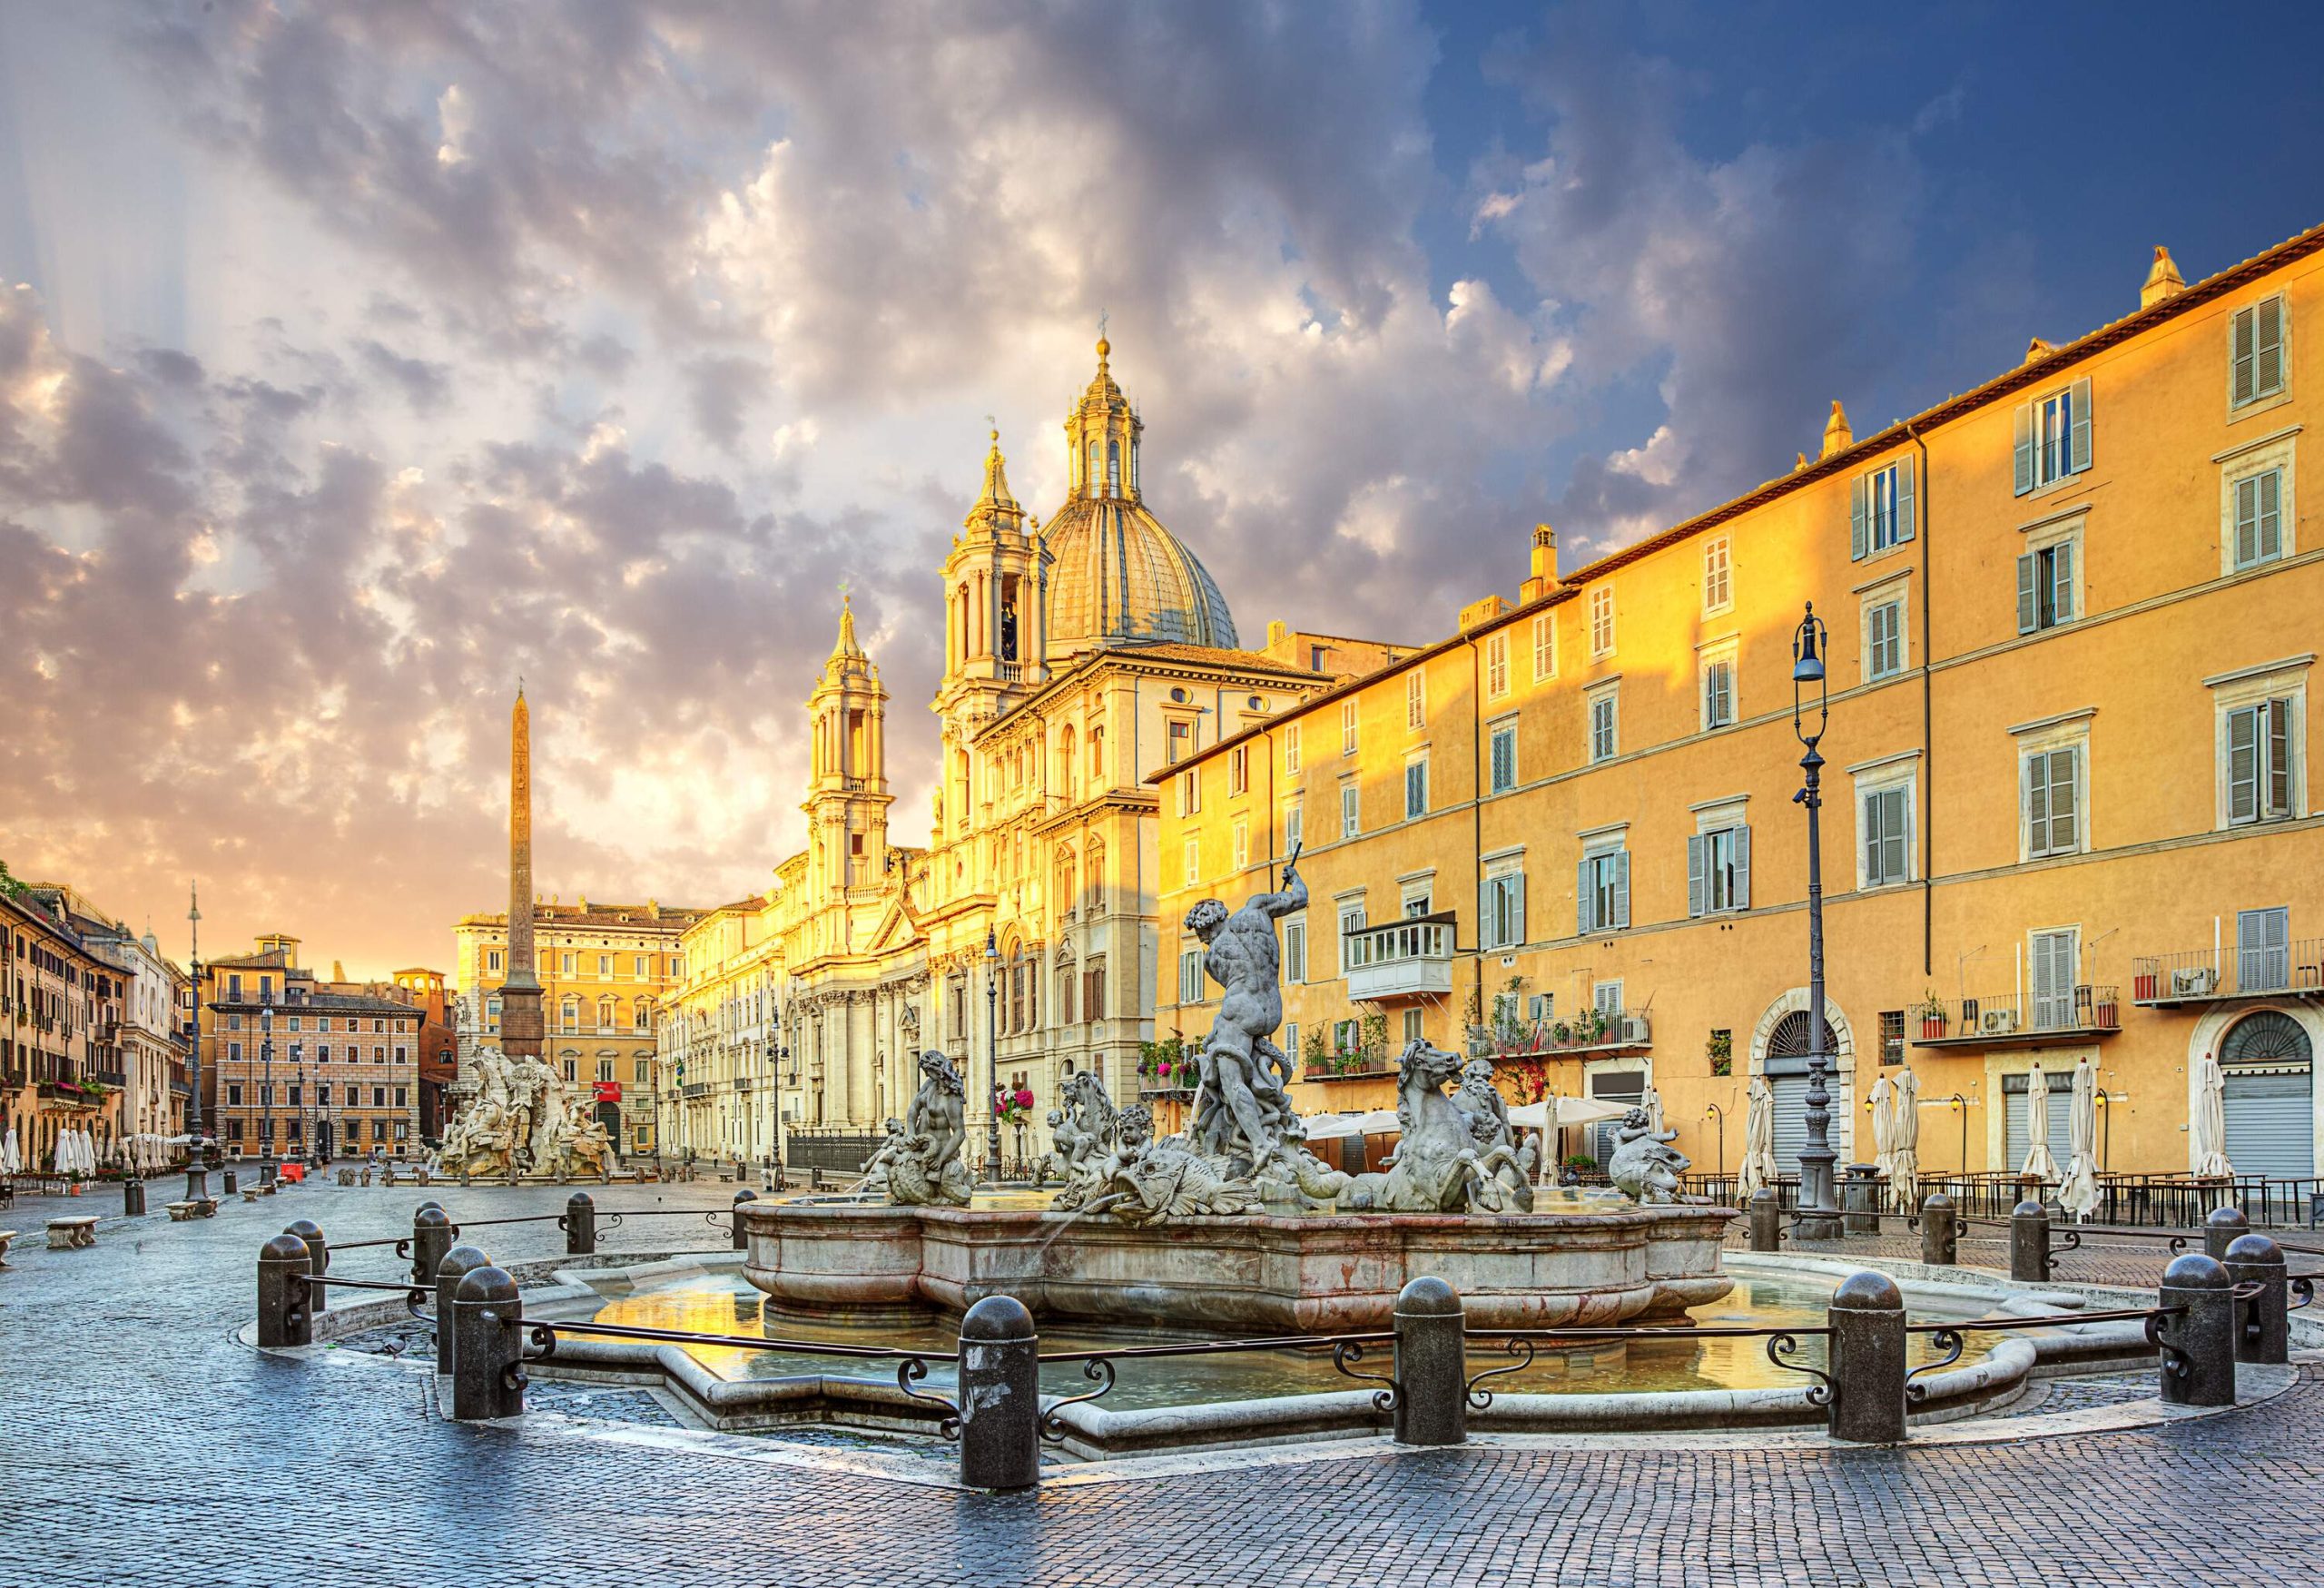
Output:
[{"xmin": 498, "ymin": 686, "xmax": 545, "ymax": 1061}]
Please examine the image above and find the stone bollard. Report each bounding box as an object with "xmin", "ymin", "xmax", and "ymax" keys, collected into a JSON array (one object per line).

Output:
[
  {"xmin": 2202, "ymin": 1205, "xmax": 2249, "ymax": 1263},
  {"xmin": 2009, "ymin": 1200, "xmax": 2051, "ymax": 1282},
  {"xmin": 123, "ymin": 1179, "xmax": 147, "ymax": 1218},
  {"xmin": 1826, "ymin": 1271, "xmax": 1908, "ymax": 1443},
  {"xmin": 2156, "ymin": 1252, "xmax": 2238, "ymax": 1407},
  {"xmin": 2223, "ymin": 1232, "xmax": 2289, "ymax": 1366},
  {"xmin": 956, "ymin": 1295, "xmax": 1039, "ymax": 1490},
  {"xmin": 564, "ymin": 1191, "xmax": 596, "ymax": 1256},
  {"xmin": 1919, "ymin": 1192, "xmax": 1957, "ymax": 1266},
  {"xmin": 410, "ymin": 1203, "xmax": 452, "ymax": 1287},
  {"xmin": 732, "ymin": 1189, "xmax": 758, "ymax": 1251},
  {"xmin": 450, "ymin": 1266, "xmax": 526, "ymax": 1421},
  {"xmin": 1748, "ymin": 1188, "xmax": 1781, "ymax": 1252},
  {"xmin": 256, "ymin": 1232, "xmax": 313, "ymax": 1347},
  {"xmin": 1842, "ymin": 1165, "xmax": 1881, "ymax": 1237},
  {"xmin": 434, "ymin": 1245, "xmax": 491, "ymax": 1377},
  {"xmin": 1391, "ymin": 1275, "xmax": 1467, "ymax": 1447},
  {"xmin": 222, "ymin": 1169, "xmax": 239, "ymax": 1196},
  {"xmin": 283, "ymin": 1218, "xmax": 329, "ymax": 1311}
]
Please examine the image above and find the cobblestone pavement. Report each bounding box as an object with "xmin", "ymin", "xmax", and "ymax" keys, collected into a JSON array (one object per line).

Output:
[{"xmin": 3, "ymin": 1177, "xmax": 2319, "ymax": 1588}]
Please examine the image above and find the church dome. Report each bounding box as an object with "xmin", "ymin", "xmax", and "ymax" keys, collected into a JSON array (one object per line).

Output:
[{"xmin": 1041, "ymin": 338, "xmax": 1238, "ymax": 657}]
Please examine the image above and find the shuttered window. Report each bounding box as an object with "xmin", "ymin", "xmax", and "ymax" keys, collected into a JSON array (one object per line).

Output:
[
  {"xmin": 1862, "ymin": 785, "xmax": 1911, "ymax": 887},
  {"xmin": 1406, "ymin": 670, "xmax": 1426, "ymax": 730},
  {"xmin": 1703, "ymin": 537, "xmax": 1732, "ymax": 611},
  {"xmin": 1485, "ymin": 633, "xmax": 1510, "ymax": 699},
  {"xmin": 1590, "ymin": 587, "xmax": 1615, "ymax": 656},
  {"xmin": 2233, "ymin": 469, "xmax": 2284, "ymax": 568},
  {"xmin": 1177, "ymin": 950, "xmax": 1204, "ymax": 1004},
  {"xmin": 1282, "ymin": 919, "xmax": 1306, "ymax": 984},
  {"xmin": 1578, "ymin": 849, "xmax": 1630, "ymax": 934},
  {"xmin": 2225, "ymin": 698, "xmax": 2293, "ymax": 825},
  {"xmin": 2030, "ymin": 931, "xmax": 2078, "ymax": 1029},
  {"xmin": 2016, "ymin": 539, "xmax": 2076, "ymax": 633},
  {"xmin": 1701, "ymin": 658, "xmax": 1736, "ymax": 730},
  {"xmin": 1850, "ymin": 460, "xmax": 1915, "ymax": 560},
  {"xmin": 1340, "ymin": 782, "xmax": 1360, "ymax": 838},
  {"xmin": 1404, "ymin": 756, "xmax": 1430, "ymax": 820},
  {"xmin": 2236, "ymin": 907, "xmax": 2290, "ymax": 994},
  {"xmin": 1489, "ymin": 723, "xmax": 1518, "ymax": 794},
  {"xmin": 1532, "ymin": 614, "xmax": 1555, "ymax": 681},
  {"xmin": 1867, "ymin": 599, "xmax": 1904, "ymax": 679},
  {"xmin": 2231, "ymin": 295, "xmax": 2287, "ymax": 409},
  {"xmin": 2024, "ymin": 747, "xmax": 2082, "ymax": 858},
  {"xmin": 1480, "ymin": 871, "xmax": 1525, "ymax": 951},
  {"xmin": 1590, "ymin": 692, "xmax": 1618, "ymax": 763},
  {"xmin": 1687, "ymin": 825, "xmax": 1751, "ymax": 916},
  {"xmin": 1337, "ymin": 906, "xmax": 1366, "ymax": 973},
  {"xmin": 2013, "ymin": 378, "xmax": 2093, "ymax": 495}
]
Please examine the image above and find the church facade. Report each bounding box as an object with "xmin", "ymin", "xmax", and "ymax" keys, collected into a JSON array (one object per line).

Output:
[{"xmin": 656, "ymin": 341, "xmax": 1388, "ymax": 1165}]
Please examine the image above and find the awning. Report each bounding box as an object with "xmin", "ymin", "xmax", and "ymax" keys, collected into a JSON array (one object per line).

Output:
[
  {"xmin": 1509, "ymin": 1096, "xmax": 1635, "ymax": 1129},
  {"xmin": 1296, "ymin": 1110, "xmax": 1401, "ymax": 1141}
]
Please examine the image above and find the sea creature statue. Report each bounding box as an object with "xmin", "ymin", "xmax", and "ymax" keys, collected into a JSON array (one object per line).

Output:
[
  {"xmin": 434, "ymin": 1097, "xmax": 516, "ymax": 1179},
  {"xmin": 1097, "ymin": 1138, "xmax": 1265, "ymax": 1226},
  {"xmin": 1606, "ymin": 1109, "xmax": 1691, "ymax": 1204},
  {"xmin": 1049, "ymin": 1070, "xmax": 1121, "ymax": 1209},
  {"xmin": 1181, "ymin": 849, "xmax": 1307, "ymax": 1175},
  {"xmin": 855, "ymin": 1118, "xmax": 907, "ymax": 1198},
  {"xmin": 882, "ymin": 1050, "xmax": 973, "ymax": 1208},
  {"xmin": 1339, "ymin": 1040, "xmax": 1522, "ymax": 1213},
  {"xmin": 547, "ymin": 1115, "xmax": 616, "ymax": 1183},
  {"xmin": 1452, "ymin": 1058, "xmax": 1533, "ymax": 1213}
]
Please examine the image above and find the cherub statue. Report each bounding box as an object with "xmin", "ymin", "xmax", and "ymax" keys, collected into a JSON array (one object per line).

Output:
[
  {"xmin": 1606, "ymin": 1108, "xmax": 1691, "ymax": 1204},
  {"xmin": 883, "ymin": 1051, "xmax": 972, "ymax": 1207},
  {"xmin": 855, "ymin": 1118, "xmax": 907, "ymax": 1198}
]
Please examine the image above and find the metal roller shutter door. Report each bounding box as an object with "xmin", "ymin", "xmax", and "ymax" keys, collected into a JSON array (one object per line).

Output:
[
  {"xmin": 2221, "ymin": 1067, "xmax": 2313, "ymax": 1180},
  {"xmin": 1770, "ymin": 1077, "xmax": 1809, "ymax": 1173},
  {"xmin": 2003, "ymin": 1086, "xmax": 2074, "ymax": 1179}
]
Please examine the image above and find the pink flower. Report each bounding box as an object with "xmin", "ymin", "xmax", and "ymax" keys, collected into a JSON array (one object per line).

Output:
[{"xmin": 1014, "ymin": 1086, "xmax": 1035, "ymax": 1109}]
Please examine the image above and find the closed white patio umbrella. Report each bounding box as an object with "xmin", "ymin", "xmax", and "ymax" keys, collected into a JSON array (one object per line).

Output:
[
  {"xmin": 1867, "ymin": 1073, "xmax": 1897, "ymax": 1183},
  {"xmin": 2, "ymin": 1125, "xmax": 19, "ymax": 1175},
  {"xmin": 1887, "ymin": 1068, "xmax": 1920, "ymax": 1211},
  {"xmin": 2191, "ymin": 1055, "xmax": 2233, "ymax": 1178},
  {"xmin": 1738, "ymin": 1075, "xmax": 1778, "ymax": 1199},
  {"xmin": 2058, "ymin": 1057, "xmax": 2100, "ymax": 1220},
  {"xmin": 2020, "ymin": 1065, "xmax": 2060, "ymax": 1185}
]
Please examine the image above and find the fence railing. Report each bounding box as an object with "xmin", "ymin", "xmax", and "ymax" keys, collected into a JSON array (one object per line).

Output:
[{"xmin": 2132, "ymin": 940, "xmax": 2324, "ymax": 1004}]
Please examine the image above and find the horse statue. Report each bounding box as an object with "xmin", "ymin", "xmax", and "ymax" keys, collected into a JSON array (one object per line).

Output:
[{"xmin": 1339, "ymin": 1040, "xmax": 1521, "ymax": 1212}]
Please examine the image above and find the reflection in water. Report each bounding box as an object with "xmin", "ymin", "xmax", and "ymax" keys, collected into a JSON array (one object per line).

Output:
[{"xmin": 589, "ymin": 1274, "xmax": 2002, "ymax": 1409}]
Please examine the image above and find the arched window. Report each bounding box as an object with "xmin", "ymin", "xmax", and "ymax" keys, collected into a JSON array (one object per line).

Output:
[
  {"xmin": 1088, "ymin": 725, "xmax": 1105, "ymax": 780},
  {"xmin": 1107, "ymin": 439, "xmax": 1121, "ymax": 495},
  {"xmin": 1058, "ymin": 726, "xmax": 1077, "ymax": 798},
  {"xmin": 1057, "ymin": 847, "xmax": 1078, "ymax": 916},
  {"xmin": 1767, "ymin": 1011, "xmax": 1838, "ymax": 1060},
  {"xmin": 1087, "ymin": 440, "xmax": 1099, "ymax": 497},
  {"xmin": 2221, "ymin": 1011, "xmax": 2310, "ymax": 1065},
  {"xmin": 1086, "ymin": 841, "xmax": 1106, "ymax": 914}
]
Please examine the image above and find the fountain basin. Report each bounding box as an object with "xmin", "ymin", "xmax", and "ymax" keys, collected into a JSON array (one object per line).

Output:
[{"xmin": 740, "ymin": 1199, "xmax": 1737, "ymax": 1331}]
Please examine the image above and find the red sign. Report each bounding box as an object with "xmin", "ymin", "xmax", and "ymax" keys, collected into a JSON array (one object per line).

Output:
[{"xmin": 591, "ymin": 1081, "xmax": 623, "ymax": 1102}]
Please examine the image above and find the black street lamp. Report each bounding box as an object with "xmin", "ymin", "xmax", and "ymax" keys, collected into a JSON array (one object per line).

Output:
[
  {"xmin": 1704, "ymin": 1100, "xmax": 1727, "ymax": 1183},
  {"xmin": 983, "ymin": 927, "xmax": 1000, "ymax": 1187},
  {"xmin": 290, "ymin": 1041, "xmax": 308, "ymax": 1169},
  {"xmin": 259, "ymin": 1005, "xmax": 277, "ymax": 1186},
  {"xmin": 183, "ymin": 885, "xmax": 208, "ymax": 1201},
  {"xmin": 1790, "ymin": 602, "xmax": 1841, "ymax": 1238}
]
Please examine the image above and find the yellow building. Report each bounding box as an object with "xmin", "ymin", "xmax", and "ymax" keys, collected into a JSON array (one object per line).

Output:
[
  {"xmin": 452, "ymin": 897, "xmax": 704, "ymax": 1157},
  {"xmin": 661, "ymin": 341, "xmax": 1387, "ymax": 1171},
  {"xmin": 1157, "ymin": 227, "xmax": 2324, "ymax": 1199}
]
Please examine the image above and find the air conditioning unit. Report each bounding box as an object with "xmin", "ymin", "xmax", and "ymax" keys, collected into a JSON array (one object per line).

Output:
[
  {"xmin": 1981, "ymin": 1009, "xmax": 2020, "ymax": 1035},
  {"xmin": 2171, "ymin": 967, "xmax": 2219, "ymax": 998}
]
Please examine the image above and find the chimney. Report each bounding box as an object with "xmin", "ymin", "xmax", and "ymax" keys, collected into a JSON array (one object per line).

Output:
[
  {"xmin": 1519, "ymin": 523, "xmax": 1561, "ymax": 603},
  {"xmin": 2141, "ymin": 244, "xmax": 2185, "ymax": 308},
  {"xmin": 1820, "ymin": 400, "xmax": 1853, "ymax": 460}
]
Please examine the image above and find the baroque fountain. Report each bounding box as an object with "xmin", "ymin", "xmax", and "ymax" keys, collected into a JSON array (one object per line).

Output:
[{"xmin": 740, "ymin": 859, "xmax": 1736, "ymax": 1331}]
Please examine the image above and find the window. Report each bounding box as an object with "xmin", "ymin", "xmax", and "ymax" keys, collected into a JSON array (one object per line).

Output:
[
  {"xmin": 1167, "ymin": 719, "xmax": 1190, "ymax": 764},
  {"xmin": 1405, "ymin": 670, "xmax": 1426, "ymax": 731},
  {"xmin": 1177, "ymin": 950, "xmax": 1205, "ymax": 1004},
  {"xmin": 597, "ymin": 954, "xmax": 611, "ymax": 977},
  {"xmin": 562, "ymin": 953, "xmax": 576, "ymax": 977},
  {"xmin": 1480, "ymin": 868, "xmax": 1525, "ymax": 951},
  {"xmin": 1404, "ymin": 755, "xmax": 1429, "ymax": 820},
  {"xmin": 634, "ymin": 954, "xmax": 646, "ymax": 977},
  {"xmin": 1340, "ymin": 700, "xmax": 1358, "ymax": 755},
  {"xmin": 1702, "ymin": 537, "xmax": 1732, "ymax": 614},
  {"xmin": 1577, "ymin": 847, "xmax": 1630, "ymax": 934},
  {"xmin": 2231, "ymin": 469, "xmax": 2285, "ymax": 569},
  {"xmin": 1594, "ymin": 981, "xmax": 1623, "ymax": 1017},
  {"xmin": 2238, "ymin": 907, "xmax": 2291, "ymax": 994},
  {"xmin": 1866, "ymin": 597, "xmax": 1905, "ymax": 681},
  {"xmin": 1532, "ymin": 614, "xmax": 1555, "ymax": 681},
  {"xmin": 1285, "ymin": 802, "xmax": 1303, "ymax": 853},
  {"xmin": 1403, "ymin": 887, "xmax": 1432, "ymax": 917},
  {"xmin": 1227, "ymin": 745, "xmax": 1249, "ymax": 796},
  {"xmin": 635, "ymin": 1058, "xmax": 652, "ymax": 1084},
  {"xmin": 1700, "ymin": 652, "xmax": 1736, "ymax": 732},
  {"xmin": 1851, "ymin": 460, "xmax": 1916, "ymax": 558},
  {"xmin": 2023, "ymin": 745, "xmax": 2083, "ymax": 859},
  {"xmin": 227, "ymin": 1083, "xmax": 242, "ymax": 1107},
  {"xmin": 1333, "ymin": 1019, "xmax": 1360, "ymax": 1055},
  {"xmin": 1283, "ymin": 918, "xmax": 1307, "ymax": 984},
  {"xmin": 1485, "ymin": 633, "xmax": 1510, "ymax": 700},
  {"xmin": 1589, "ymin": 687, "xmax": 1619, "ymax": 764},
  {"xmin": 1687, "ymin": 825, "xmax": 1751, "ymax": 915},
  {"xmin": 2030, "ymin": 929, "xmax": 2079, "ymax": 1029},
  {"xmin": 1858, "ymin": 777, "xmax": 1915, "ymax": 889},
  {"xmin": 2230, "ymin": 294, "xmax": 2288, "ymax": 409},
  {"xmin": 1402, "ymin": 1009, "xmax": 1424, "ymax": 1045},
  {"xmin": 2016, "ymin": 535, "xmax": 2077, "ymax": 634},
  {"xmin": 1232, "ymin": 820, "xmax": 1249, "ymax": 871},
  {"xmin": 1489, "ymin": 722, "xmax": 1518, "ymax": 795},
  {"xmin": 1182, "ymin": 837, "xmax": 1199, "ymax": 887},
  {"xmin": 1176, "ymin": 770, "xmax": 1201, "ymax": 816},
  {"xmin": 1337, "ymin": 905, "xmax": 1367, "ymax": 973},
  {"xmin": 1340, "ymin": 781, "xmax": 1360, "ymax": 839},
  {"xmin": 2014, "ymin": 379, "xmax": 2092, "ymax": 495},
  {"xmin": 372, "ymin": 1086, "xmax": 387, "ymax": 1109},
  {"xmin": 487, "ymin": 950, "xmax": 503, "ymax": 973},
  {"xmin": 1590, "ymin": 587, "xmax": 1615, "ymax": 657},
  {"xmin": 2225, "ymin": 698, "xmax": 2295, "ymax": 824},
  {"xmin": 1284, "ymin": 724, "xmax": 1302, "ymax": 775},
  {"xmin": 1878, "ymin": 1011, "xmax": 1905, "ymax": 1067}
]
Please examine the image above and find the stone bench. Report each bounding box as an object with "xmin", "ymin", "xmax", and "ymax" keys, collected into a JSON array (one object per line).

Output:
[
  {"xmin": 45, "ymin": 1217, "xmax": 98, "ymax": 1250},
  {"xmin": 0, "ymin": 1229, "xmax": 17, "ymax": 1267},
  {"xmin": 167, "ymin": 1202, "xmax": 197, "ymax": 1221}
]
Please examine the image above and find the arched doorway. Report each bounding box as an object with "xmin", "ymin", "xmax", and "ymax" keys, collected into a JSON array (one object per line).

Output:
[
  {"xmin": 2218, "ymin": 1010, "xmax": 2314, "ymax": 1179},
  {"xmin": 593, "ymin": 1099, "xmax": 623, "ymax": 1153},
  {"xmin": 1750, "ymin": 990, "xmax": 1855, "ymax": 1171}
]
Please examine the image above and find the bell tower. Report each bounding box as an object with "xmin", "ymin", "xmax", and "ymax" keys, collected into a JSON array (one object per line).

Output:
[
  {"xmin": 804, "ymin": 596, "xmax": 893, "ymax": 898},
  {"xmin": 933, "ymin": 429, "xmax": 1050, "ymax": 839}
]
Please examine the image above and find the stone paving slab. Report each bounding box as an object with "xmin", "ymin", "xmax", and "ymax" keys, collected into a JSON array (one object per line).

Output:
[{"xmin": 4, "ymin": 1177, "xmax": 2319, "ymax": 1587}]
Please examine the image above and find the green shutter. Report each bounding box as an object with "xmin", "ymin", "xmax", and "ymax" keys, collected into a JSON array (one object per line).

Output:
[
  {"xmin": 2228, "ymin": 705, "xmax": 2260, "ymax": 824},
  {"xmin": 2013, "ymin": 402, "xmax": 2034, "ymax": 496},
  {"xmin": 2049, "ymin": 540, "xmax": 2074, "ymax": 623},
  {"xmin": 1612, "ymin": 850, "xmax": 1630, "ymax": 929},
  {"xmin": 2016, "ymin": 553, "xmax": 2038, "ymax": 634},
  {"xmin": 2068, "ymin": 378, "xmax": 2093, "ymax": 474},
  {"xmin": 1511, "ymin": 871, "xmax": 1525, "ymax": 946},
  {"xmin": 2232, "ymin": 304, "xmax": 2258, "ymax": 406},
  {"xmin": 2265, "ymin": 697, "xmax": 2292, "ymax": 818},
  {"xmin": 2254, "ymin": 295, "xmax": 2285, "ymax": 398},
  {"xmin": 1850, "ymin": 473, "xmax": 1868, "ymax": 560},
  {"xmin": 1577, "ymin": 858, "xmax": 1593, "ymax": 935},
  {"xmin": 1480, "ymin": 876, "xmax": 1496, "ymax": 951},
  {"xmin": 1687, "ymin": 833, "xmax": 1706, "ymax": 918},
  {"xmin": 1895, "ymin": 457, "xmax": 1915, "ymax": 544},
  {"xmin": 2235, "ymin": 476, "xmax": 2261, "ymax": 567},
  {"xmin": 1733, "ymin": 824, "xmax": 1751, "ymax": 908},
  {"xmin": 2026, "ymin": 753, "xmax": 2050, "ymax": 853},
  {"xmin": 2049, "ymin": 748, "xmax": 2079, "ymax": 851},
  {"xmin": 2257, "ymin": 469, "xmax": 2281, "ymax": 561}
]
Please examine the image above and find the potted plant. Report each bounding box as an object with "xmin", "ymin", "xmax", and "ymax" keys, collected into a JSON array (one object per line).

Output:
[
  {"xmin": 1707, "ymin": 1029, "xmax": 1733, "ymax": 1078},
  {"xmin": 1915, "ymin": 991, "xmax": 1947, "ymax": 1041}
]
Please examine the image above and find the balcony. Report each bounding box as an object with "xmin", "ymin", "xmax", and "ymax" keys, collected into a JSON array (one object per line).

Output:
[
  {"xmin": 733, "ymin": 1076, "xmax": 753, "ymax": 1094},
  {"xmin": 1475, "ymin": 1010, "xmax": 1653, "ymax": 1059},
  {"xmin": 1344, "ymin": 913, "xmax": 1455, "ymax": 1002},
  {"xmin": 1911, "ymin": 986, "xmax": 2121, "ymax": 1050},
  {"xmin": 2132, "ymin": 942, "xmax": 2324, "ymax": 1007},
  {"xmin": 681, "ymin": 1081, "xmax": 711, "ymax": 1100},
  {"xmin": 1302, "ymin": 1060, "xmax": 1394, "ymax": 1084}
]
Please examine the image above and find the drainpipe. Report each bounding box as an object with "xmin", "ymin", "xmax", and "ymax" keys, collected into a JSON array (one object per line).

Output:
[
  {"xmin": 1466, "ymin": 632, "xmax": 1487, "ymax": 1043},
  {"xmin": 1905, "ymin": 419, "xmax": 1934, "ymax": 981}
]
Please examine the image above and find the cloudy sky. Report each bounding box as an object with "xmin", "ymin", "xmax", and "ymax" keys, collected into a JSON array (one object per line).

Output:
[{"xmin": 4, "ymin": 1, "xmax": 2319, "ymax": 978}]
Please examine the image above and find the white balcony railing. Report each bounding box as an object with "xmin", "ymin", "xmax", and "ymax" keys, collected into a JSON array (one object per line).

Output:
[{"xmin": 1344, "ymin": 913, "xmax": 1455, "ymax": 1001}]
